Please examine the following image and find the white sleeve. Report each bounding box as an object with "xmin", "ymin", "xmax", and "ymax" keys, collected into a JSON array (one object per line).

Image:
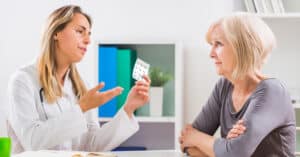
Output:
[
  {"xmin": 8, "ymin": 71, "xmax": 88, "ymax": 150},
  {"xmin": 79, "ymin": 108, "xmax": 139, "ymax": 151}
]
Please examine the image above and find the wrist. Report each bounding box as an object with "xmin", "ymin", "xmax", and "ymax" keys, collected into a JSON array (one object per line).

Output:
[
  {"xmin": 124, "ymin": 104, "xmax": 134, "ymax": 118},
  {"xmin": 79, "ymin": 103, "xmax": 88, "ymax": 113},
  {"xmin": 195, "ymin": 131, "xmax": 205, "ymax": 149}
]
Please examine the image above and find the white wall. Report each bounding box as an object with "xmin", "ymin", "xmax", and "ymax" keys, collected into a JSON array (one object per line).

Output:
[{"xmin": 0, "ymin": 0, "xmax": 245, "ymax": 136}]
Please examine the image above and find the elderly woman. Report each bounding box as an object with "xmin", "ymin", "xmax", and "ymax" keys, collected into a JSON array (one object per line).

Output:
[{"xmin": 179, "ymin": 13, "xmax": 295, "ymax": 157}]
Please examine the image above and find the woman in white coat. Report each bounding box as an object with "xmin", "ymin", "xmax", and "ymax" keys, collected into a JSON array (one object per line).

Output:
[{"xmin": 7, "ymin": 5, "xmax": 150, "ymax": 154}]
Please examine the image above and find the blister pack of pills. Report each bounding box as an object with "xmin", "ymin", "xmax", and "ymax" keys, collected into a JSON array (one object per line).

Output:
[{"xmin": 132, "ymin": 58, "xmax": 150, "ymax": 81}]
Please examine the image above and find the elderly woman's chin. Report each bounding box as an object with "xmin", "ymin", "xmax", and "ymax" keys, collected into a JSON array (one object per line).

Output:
[{"xmin": 215, "ymin": 69, "xmax": 224, "ymax": 76}]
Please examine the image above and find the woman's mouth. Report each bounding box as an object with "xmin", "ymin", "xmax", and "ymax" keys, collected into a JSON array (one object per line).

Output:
[{"xmin": 78, "ymin": 47, "xmax": 87, "ymax": 54}]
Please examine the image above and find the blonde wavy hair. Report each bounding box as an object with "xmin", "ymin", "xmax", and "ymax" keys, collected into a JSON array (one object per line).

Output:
[
  {"xmin": 206, "ymin": 13, "xmax": 276, "ymax": 80},
  {"xmin": 38, "ymin": 5, "xmax": 91, "ymax": 103}
]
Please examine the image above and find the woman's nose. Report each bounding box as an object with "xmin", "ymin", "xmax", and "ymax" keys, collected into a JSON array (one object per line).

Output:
[
  {"xmin": 83, "ymin": 34, "xmax": 90, "ymax": 45},
  {"xmin": 209, "ymin": 48, "xmax": 216, "ymax": 58}
]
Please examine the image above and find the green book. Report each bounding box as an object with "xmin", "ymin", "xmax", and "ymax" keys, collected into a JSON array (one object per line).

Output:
[{"xmin": 117, "ymin": 49, "xmax": 137, "ymax": 110}]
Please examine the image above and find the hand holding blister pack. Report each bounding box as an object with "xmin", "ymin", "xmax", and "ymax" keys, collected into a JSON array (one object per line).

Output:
[{"xmin": 132, "ymin": 58, "xmax": 150, "ymax": 81}]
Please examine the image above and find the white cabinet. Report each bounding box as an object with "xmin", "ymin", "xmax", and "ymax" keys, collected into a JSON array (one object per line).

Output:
[{"xmin": 97, "ymin": 41, "xmax": 183, "ymax": 150}]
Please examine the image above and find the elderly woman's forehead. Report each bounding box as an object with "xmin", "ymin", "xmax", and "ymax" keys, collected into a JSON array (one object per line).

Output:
[{"xmin": 211, "ymin": 26, "xmax": 225, "ymax": 39}]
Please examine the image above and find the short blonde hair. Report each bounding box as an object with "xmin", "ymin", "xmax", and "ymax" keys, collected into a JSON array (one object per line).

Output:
[
  {"xmin": 206, "ymin": 13, "xmax": 276, "ymax": 80},
  {"xmin": 38, "ymin": 5, "xmax": 91, "ymax": 103}
]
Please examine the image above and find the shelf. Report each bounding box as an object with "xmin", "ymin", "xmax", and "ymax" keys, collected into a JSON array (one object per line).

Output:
[
  {"xmin": 99, "ymin": 116, "xmax": 175, "ymax": 123},
  {"xmin": 240, "ymin": 11, "xmax": 300, "ymax": 19},
  {"xmin": 257, "ymin": 13, "xmax": 300, "ymax": 19},
  {"xmin": 294, "ymin": 104, "xmax": 300, "ymax": 109},
  {"xmin": 96, "ymin": 41, "xmax": 183, "ymax": 150}
]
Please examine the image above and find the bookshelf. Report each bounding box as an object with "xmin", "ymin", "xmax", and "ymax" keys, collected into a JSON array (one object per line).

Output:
[
  {"xmin": 243, "ymin": 0, "xmax": 300, "ymax": 155},
  {"xmin": 244, "ymin": 0, "xmax": 300, "ymax": 15},
  {"xmin": 96, "ymin": 41, "xmax": 183, "ymax": 150}
]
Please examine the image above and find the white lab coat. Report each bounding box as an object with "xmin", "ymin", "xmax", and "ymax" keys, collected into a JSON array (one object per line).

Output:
[{"xmin": 7, "ymin": 62, "xmax": 139, "ymax": 154}]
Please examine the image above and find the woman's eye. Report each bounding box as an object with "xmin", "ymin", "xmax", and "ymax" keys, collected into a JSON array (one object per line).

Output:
[
  {"xmin": 215, "ymin": 41, "xmax": 223, "ymax": 47},
  {"xmin": 76, "ymin": 30, "xmax": 84, "ymax": 34}
]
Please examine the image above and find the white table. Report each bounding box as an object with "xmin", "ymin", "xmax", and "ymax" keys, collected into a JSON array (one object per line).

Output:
[{"xmin": 13, "ymin": 150, "xmax": 186, "ymax": 157}]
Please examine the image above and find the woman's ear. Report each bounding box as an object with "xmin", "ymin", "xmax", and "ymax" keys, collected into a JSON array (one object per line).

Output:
[{"xmin": 53, "ymin": 34, "xmax": 58, "ymax": 40}]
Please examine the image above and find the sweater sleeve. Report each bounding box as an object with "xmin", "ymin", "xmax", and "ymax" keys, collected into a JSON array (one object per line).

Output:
[
  {"xmin": 192, "ymin": 79, "xmax": 224, "ymax": 135},
  {"xmin": 213, "ymin": 80, "xmax": 292, "ymax": 157}
]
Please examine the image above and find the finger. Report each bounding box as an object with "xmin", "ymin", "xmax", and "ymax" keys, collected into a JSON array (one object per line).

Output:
[
  {"xmin": 183, "ymin": 125, "xmax": 191, "ymax": 132},
  {"xmin": 137, "ymin": 90, "xmax": 149, "ymax": 97},
  {"xmin": 135, "ymin": 86, "xmax": 149, "ymax": 93},
  {"xmin": 232, "ymin": 127, "xmax": 245, "ymax": 135},
  {"xmin": 227, "ymin": 130, "xmax": 239, "ymax": 138},
  {"xmin": 228, "ymin": 128, "xmax": 236, "ymax": 136},
  {"xmin": 187, "ymin": 147, "xmax": 202, "ymax": 156},
  {"xmin": 186, "ymin": 124, "xmax": 194, "ymax": 131},
  {"xmin": 231, "ymin": 133, "xmax": 239, "ymax": 138},
  {"xmin": 232, "ymin": 128, "xmax": 240, "ymax": 135},
  {"xmin": 182, "ymin": 141, "xmax": 190, "ymax": 148},
  {"xmin": 228, "ymin": 129, "xmax": 234, "ymax": 134},
  {"xmin": 181, "ymin": 130, "xmax": 185, "ymax": 136},
  {"xmin": 227, "ymin": 130, "xmax": 234, "ymax": 139},
  {"xmin": 142, "ymin": 75, "xmax": 151, "ymax": 84},
  {"xmin": 233, "ymin": 124, "xmax": 246, "ymax": 132},
  {"xmin": 185, "ymin": 125, "xmax": 191, "ymax": 132},
  {"xmin": 226, "ymin": 133, "xmax": 231, "ymax": 139},
  {"xmin": 91, "ymin": 82, "xmax": 105, "ymax": 93},
  {"xmin": 183, "ymin": 147, "xmax": 188, "ymax": 153},
  {"xmin": 137, "ymin": 92, "xmax": 149, "ymax": 102},
  {"xmin": 226, "ymin": 134, "xmax": 230, "ymax": 139},
  {"xmin": 138, "ymin": 91, "xmax": 148, "ymax": 97},
  {"xmin": 186, "ymin": 124, "xmax": 193, "ymax": 129},
  {"xmin": 100, "ymin": 87, "xmax": 123, "ymax": 100},
  {"xmin": 227, "ymin": 133, "xmax": 238, "ymax": 139},
  {"xmin": 181, "ymin": 129, "xmax": 186, "ymax": 136},
  {"xmin": 233, "ymin": 124, "xmax": 244, "ymax": 130},
  {"xmin": 237, "ymin": 119, "xmax": 244, "ymax": 124},
  {"xmin": 230, "ymin": 128, "xmax": 240, "ymax": 134},
  {"xmin": 241, "ymin": 126, "xmax": 246, "ymax": 131},
  {"xmin": 135, "ymin": 80, "xmax": 150, "ymax": 87},
  {"xmin": 237, "ymin": 125, "xmax": 246, "ymax": 132},
  {"xmin": 180, "ymin": 144, "xmax": 184, "ymax": 152},
  {"xmin": 178, "ymin": 136, "xmax": 183, "ymax": 144}
]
